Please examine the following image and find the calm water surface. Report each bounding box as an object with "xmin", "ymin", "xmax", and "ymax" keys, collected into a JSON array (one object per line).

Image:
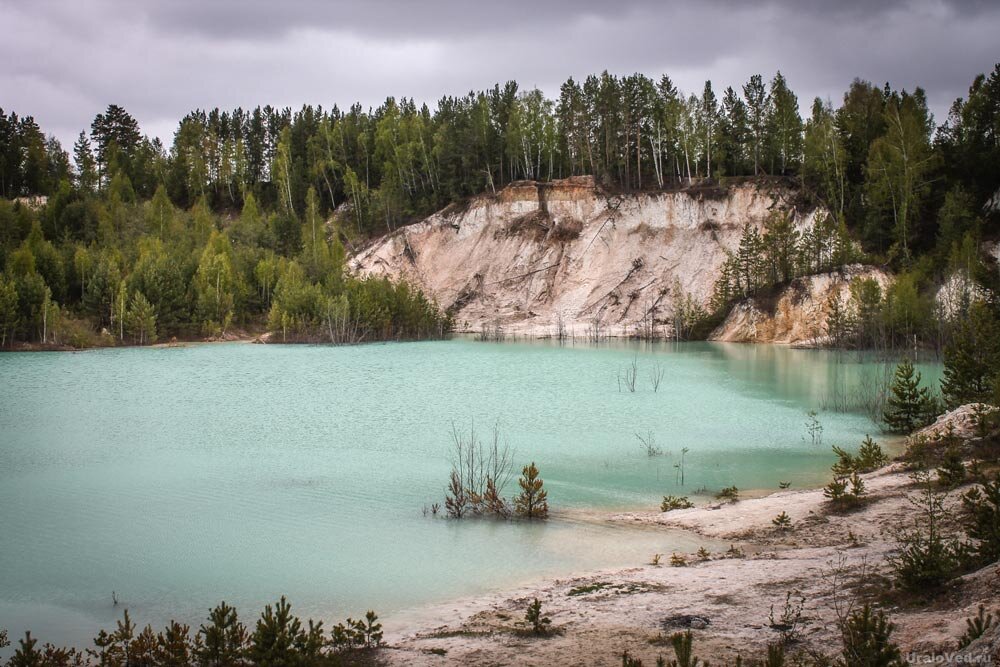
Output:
[{"xmin": 0, "ymin": 339, "xmax": 939, "ymax": 648}]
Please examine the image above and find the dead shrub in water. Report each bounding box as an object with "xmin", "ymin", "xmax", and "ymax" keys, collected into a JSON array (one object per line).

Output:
[{"xmin": 444, "ymin": 421, "xmax": 515, "ymax": 519}]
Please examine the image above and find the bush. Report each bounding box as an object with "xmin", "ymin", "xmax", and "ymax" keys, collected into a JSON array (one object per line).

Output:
[
  {"xmin": 772, "ymin": 511, "xmax": 792, "ymax": 529},
  {"xmin": 839, "ymin": 604, "xmax": 906, "ymax": 667},
  {"xmin": 937, "ymin": 448, "xmax": 966, "ymax": 488},
  {"xmin": 716, "ymin": 486, "xmax": 739, "ymax": 502},
  {"xmin": 768, "ymin": 591, "xmax": 804, "ymax": 646},
  {"xmin": 668, "ymin": 630, "xmax": 705, "ymax": 667},
  {"xmin": 832, "ymin": 437, "xmax": 888, "ymax": 476},
  {"xmin": 525, "ymin": 598, "xmax": 551, "ymax": 635},
  {"xmin": 889, "ymin": 476, "xmax": 961, "ymax": 593},
  {"xmin": 661, "ymin": 495, "xmax": 694, "ymax": 512},
  {"xmin": 824, "ymin": 473, "xmax": 867, "ymax": 509},
  {"xmin": 961, "ymin": 475, "xmax": 1000, "ymax": 565},
  {"xmin": 958, "ymin": 605, "xmax": 995, "ymax": 649}
]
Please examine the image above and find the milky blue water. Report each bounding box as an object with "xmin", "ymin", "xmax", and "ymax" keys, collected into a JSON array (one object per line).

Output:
[{"xmin": 0, "ymin": 340, "xmax": 938, "ymax": 649}]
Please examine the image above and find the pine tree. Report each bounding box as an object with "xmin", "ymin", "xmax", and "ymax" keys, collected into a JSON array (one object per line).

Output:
[
  {"xmin": 249, "ymin": 596, "xmax": 304, "ymax": 666},
  {"xmin": 125, "ymin": 291, "xmax": 157, "ymax": 345},
  {"xmin": 839, "ymin": 605, "xmax": 905, "ymax": 667},
  {"xmin": 195, "ymin": 602, "xmax": 247, "ymax": 667},
  {"xmin": 884, "ymin": 358, "xmax": 934, "ymax": 433},
  {"xmin": 73, "ymin": 131, "xmax": 97, "ymax": 193},
  {"xmin": 941, "ymin": 303, "xmax": 1000, "ymax": 409},
  {"xmin": 514, "ymin": 462, "xmax": 548, "ymax": 519}
]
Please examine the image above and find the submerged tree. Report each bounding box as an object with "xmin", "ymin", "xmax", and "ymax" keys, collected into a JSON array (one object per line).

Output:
[{"xmin": 515, "ymin": 461, "xmax": 549, "ymax": 519}]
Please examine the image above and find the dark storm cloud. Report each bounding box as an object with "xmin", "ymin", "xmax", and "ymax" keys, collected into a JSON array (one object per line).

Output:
[{"xmin": 2, "ymin": 0, "xmax": 998, "ymax": 150}]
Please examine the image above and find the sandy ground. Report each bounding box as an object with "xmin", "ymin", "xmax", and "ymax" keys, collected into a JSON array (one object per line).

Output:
[{"xmin": 379, "ymin": 463, "xmax": 999, "ymax": 666}]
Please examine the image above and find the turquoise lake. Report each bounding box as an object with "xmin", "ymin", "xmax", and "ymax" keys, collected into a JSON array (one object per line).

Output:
[{"xmin": 0, "ymin": 339, "xmax": 939, "ymax": 649}]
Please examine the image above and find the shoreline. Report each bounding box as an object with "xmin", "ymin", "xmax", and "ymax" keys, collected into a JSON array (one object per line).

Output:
[{"xmin": 379, "ymin": 460, "xmax": 998, "ymax": 665}]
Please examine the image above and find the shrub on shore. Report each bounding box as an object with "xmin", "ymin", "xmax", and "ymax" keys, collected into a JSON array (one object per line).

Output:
[
  {"xmin": 2, "ymin": 599, "xmax": 382, "ymax": 667},
  {"xmin": 661, "ymin": 495, "xmax": 694, "ymax": 512}
]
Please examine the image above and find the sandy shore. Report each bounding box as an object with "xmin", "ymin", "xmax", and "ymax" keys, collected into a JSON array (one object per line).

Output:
[{"xmin": 380, "ymin": 463, "xmax": 999, "ymax": 665}]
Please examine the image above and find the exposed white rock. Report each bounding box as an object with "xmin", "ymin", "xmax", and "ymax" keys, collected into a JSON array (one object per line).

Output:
[
  {"xmin": 912, "ymin": 402, "xmax": 997, "ymax": 441},
  {"xmin": 936, "ymin": 272, "xmax": 991, "ymax": 320},
  {"xmin": 352, "ymin": 177, "xmax": 822, "ymax": 339},
  {"xmin": 708, "ymin": 265, "xmax": 892, "ymax": 345}
]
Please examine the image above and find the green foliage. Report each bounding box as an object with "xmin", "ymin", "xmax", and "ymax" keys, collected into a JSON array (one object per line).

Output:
[
  {"xmin": 958, "ymin": 605, "xmax": 995, "ymax": 649},
  {"xmin": 889, "ymin": 475, "xmax": 960, "ymax": 593},
  {"xmin": 839, "ymin": 604, "xmax": 906, "ymax": 667},
  {"xmin": 125, "ymin": 291, "xmax": 157, "ymax": 345},
  {"xmin": 824, "ymin": 472, "xmax": 867, "ymax": 510},
  {"xmin": 936, "ymin": 448, "xmax": 966, "ymax": 488},
  {"xmin": 525, "ymin": 598, "xmax": 551, "ymax": 635},
  {"xmin": 195, "ymin": 601, "xmax": 247, "ymax": 667},
  {"xmin": 961, "ymin": 475, "xmax": 1000, "ymax": 565},
  {"xmin": 2, "ymin": 65, "xmax": 1000, "ymax": 350},
  {"xmin": 832, "ymin": 437, "xmax": 888, "ymax": 476},
  {"xmin": 660, "ymin": 495, "xmax": 694, "ymax": 512},
  {"xmin": 941, "ymin": 303, "xmax": 1000, "ymax": 409},
  {"xmin": 668, "ymin": 630, "xmax": 705, "ymax": 667},
  {"xmin": 330, "ymin": 610, "xmax": 383, "ymax": 651},
  {"xmin": 883, "ymin": 359, "xmax": 935, "ymax": 433},
  {"xmin": 772, "ymin": 511, "xmax": 792, "ymax": 529},
  {"xmin": 2, "ymin": 598, "xmax": 390, "ymax": 667},
  {"xmin": 515, "ymin": 462, "xmax": 549, "ymax": 519},
  {"xmin": 716, "ymin": 486, "xmax": 739, "ymax": 502}
]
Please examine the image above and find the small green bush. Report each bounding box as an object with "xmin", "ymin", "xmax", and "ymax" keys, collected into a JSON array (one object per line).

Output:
[
  {"xmin": 937, "ymin": 448, "xmax": 966, "ymax": 488},
  {"xmin": 833, "ymin": 436, "xmax": 888, "ymax": 476},
  {"xmin": 716, "ymin": 486, "xmax": 739, "ymax": 502},
  {"xmin": 661, "ymin": 495, "xmax": 694, "ymax": 512},
  {"xmin": 958, "ymin": 605, "xmax": 995, "ymax": 649},
  {"xmin": 839, "ymin": 604, "xmax": 905, "ymax": 667},
  {"xmin": 961, "ymin": 475, "xmax": 1000, "ymax": 565},
  {"xmin": 889, "ymin": 477, "xmax": 961, "ymax": 593},
  {"xmin": 772, "ymin": 511, "xmax": 792, "ymax": 529},
  {"xmin": 525, "ymin": 598, "xmax": 551, "ymax": 635},
  {"xmin": 824, "ymin": 473, "xmax": 867, "ymax": 509}
]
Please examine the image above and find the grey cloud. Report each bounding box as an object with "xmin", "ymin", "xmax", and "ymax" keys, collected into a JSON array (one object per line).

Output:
[{"xmin": 1, "ymin": 0, "xmax": 997, "ymax": 150}]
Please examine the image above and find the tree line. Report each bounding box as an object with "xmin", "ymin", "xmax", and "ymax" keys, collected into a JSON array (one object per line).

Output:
[
  {"xmin": 4, "ymin": 64, "xmax": 998, "ymax": 248},
  {"xmin": 0, "ymin": 598, "xmax": 383, "ymax": 667},
  {"xmin": 1, "ymin": 64, "xmax": 999, "ymax": 346}
]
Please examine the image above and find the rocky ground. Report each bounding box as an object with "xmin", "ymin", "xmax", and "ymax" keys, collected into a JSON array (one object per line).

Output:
[{"xmin": 378, "ymin": 408, "xmax": 1000, "ymax": 666}]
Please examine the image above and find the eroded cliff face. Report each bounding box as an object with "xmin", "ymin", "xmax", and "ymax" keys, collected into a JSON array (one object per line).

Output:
[
  {"xmin": 352, "ymin": 176, "xmax": 824, "ymax": 339},
  {"xmin": 708, "ymin": 266, "xmax": 892, "ymax": 346}
]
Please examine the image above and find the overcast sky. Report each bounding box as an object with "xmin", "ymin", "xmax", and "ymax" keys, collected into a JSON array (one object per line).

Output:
[{"xmin": 3, "ymin": 0, "xmax": 998, "ymax": 150}]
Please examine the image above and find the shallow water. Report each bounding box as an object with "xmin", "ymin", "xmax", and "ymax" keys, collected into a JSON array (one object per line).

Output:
[{"xmin": 0, "ymin": 339, "xmax": 939, "ymax": 648}]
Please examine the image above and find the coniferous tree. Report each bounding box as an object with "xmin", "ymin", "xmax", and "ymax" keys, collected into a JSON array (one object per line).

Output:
[
  {"xmin": 514, "ymin": 462, "xmax": 548, "ymax": 519},
  {"xmin": 195, "ymin": 602, "xmax": 247, "ymax": 667},
  {"xmin": 73, "ymin": 131, "xmax": 97, "ymax": 193},
  {"xmin": 941, "ymin": 303, "xmax": 1000, "ymax": 409},
  {"xmin": 249, "ymin": 597, "xmax": 304, "ymax": 667},
  {"xmin": 884, "ymin": 358, "xmax": 934, "ymax": 433}
]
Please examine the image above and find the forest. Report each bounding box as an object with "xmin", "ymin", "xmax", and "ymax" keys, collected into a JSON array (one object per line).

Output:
[{"xmin": 0, "ymin": 64, "xmax": 998, "ymax": 347}]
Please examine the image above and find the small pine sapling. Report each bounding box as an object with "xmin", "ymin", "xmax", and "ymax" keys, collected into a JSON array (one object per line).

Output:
[
  {"xmin": 936, "ymin": 448, "xmax": 966, "ymax": 488},
  {"xmin": 958, "ymin": 605, "xmax": 995, "ymax": 649},
  {"xmin": 716, "ymin": 486, "xmax": 739, "ymax": 502},
  {"xmin": 525, "ymin": 598, "xmax": 551, "ymax": 635},
  {"xmin": 772, "ymin": 511, "xmax": 792, "ymax": 529},
  {"xmin": 515, "ymin": 462, "xmax": 549, "ymax": 519}
]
